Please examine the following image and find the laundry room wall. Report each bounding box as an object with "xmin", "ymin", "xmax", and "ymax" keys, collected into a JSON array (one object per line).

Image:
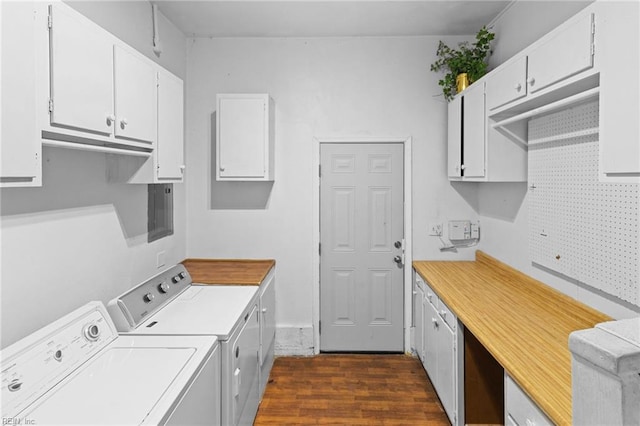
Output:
[
  {"xmin": 0, "ymin": 1, "xmax": 187, "ymax": 348},
  {"xmin": 477, "ymin": 0, "xmax": 639, "ymax": 319},
  {"xmin": 184, "ymin": 36, "xmax": 480, "ymax": 354}
]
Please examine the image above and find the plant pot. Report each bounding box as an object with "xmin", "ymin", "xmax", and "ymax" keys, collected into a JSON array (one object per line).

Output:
[{"xmin": 456, "ymin": 73, "xmax": 470, "ymax": 93}]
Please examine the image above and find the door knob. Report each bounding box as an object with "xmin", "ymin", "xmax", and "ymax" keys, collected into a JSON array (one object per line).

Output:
[
  {"xmin": 394, "ymin": 240, "xmax": 402, "ymax": 249},
  {"xmin": 393, "ymin": 255, "xmax": 402, "ymax": 264}
]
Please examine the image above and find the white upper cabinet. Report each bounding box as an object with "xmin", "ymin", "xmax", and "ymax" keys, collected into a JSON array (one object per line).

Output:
[
  {"xmin": 486, "ymin": 56, "xmax": 527, "ymax": 111},
  {"xmin": 216, "ymin": 94, "xmax": 275, "ymax": 181},
  {"xmin": 48, "ymin": 3, "xmax": 114, "ymax": 136},
  {"xmin": 156, "ymin": 69, "xmax": 185, "ymax": 181},
  {"xmin": 107, "ymin": 68, "xmax": 184, "ymax": 184},
  {"xmin": 448, "ymin": 84, "xmax": 486, "ymax": 179},
  {"xmin": 486, "ymin": 12, "xmax": 594, "ymax": 113},
  {"xmin": 597, "ymin": 1, "xmax": 640, "ymax": 180},
  {"xmin": 526, "ymin": 12, "xmax": 594, "ymax": 94},
  {"xmin": 1, "ymin": 1, "xmax": 41, "ymax": 187},
  {"xmin": 42, "ymin": 2, "xmax": 163, "ymax": 154},
  {"xmin": 447, "ymin": 96, "xmax": 462, "ymax": 178},
  {"xmin": 449, "ymin": 82, "xmax": 525, "ymax": 182},
  {"xmin": 461, "ymin": 83, "xmax": 486, "ymax": 178},
  {"xmin": 113, "ymin": 45, "xmax": 157, "ymax": 144}
]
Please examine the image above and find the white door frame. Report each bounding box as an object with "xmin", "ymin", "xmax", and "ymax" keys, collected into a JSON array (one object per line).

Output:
[{"xmin": 312, "ymin": 136, "xmax": 413, "ymax": 354}]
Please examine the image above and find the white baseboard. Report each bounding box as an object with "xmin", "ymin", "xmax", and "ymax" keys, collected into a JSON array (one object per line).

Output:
[{"xmin": 275, "ymin": 326, "xmax": 314, "ymax": 356}]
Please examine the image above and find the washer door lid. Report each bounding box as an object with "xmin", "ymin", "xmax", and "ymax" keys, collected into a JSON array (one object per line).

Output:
[{"xmin": 25, "ymin": 347, "xmax": 195, "ymax": 424}]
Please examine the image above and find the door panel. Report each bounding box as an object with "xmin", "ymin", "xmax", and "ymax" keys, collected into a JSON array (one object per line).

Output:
[
  {"xmin": 218, "ymin": 97, "xmax": 266, "ymax": 178},
  {"xmin": 114, "ymin": 45, "xmax": 156, "ymax": 144},
  {"xmin": 157, "ymin": 69, "xmax": 184, "ymax": 180},
  {"xmin": 320, "ymin": 143, "xmax": 404, "ymax": 352},
  {"xmin": 527, "ymin": 13, "xmax": 594, "ymax": 93},
  {"xmin": 49, "ymin": 3, "xmax": 113, "ymax": 135}
]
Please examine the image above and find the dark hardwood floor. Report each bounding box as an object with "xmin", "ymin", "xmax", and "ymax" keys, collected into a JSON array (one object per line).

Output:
[{"xmin": 254, "ymin": 354, "xmax": 450, "ymax": 425}]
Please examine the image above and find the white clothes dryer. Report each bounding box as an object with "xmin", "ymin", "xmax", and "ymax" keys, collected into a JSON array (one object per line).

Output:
[
  {"xmin": 107, "ymin": 264, "xmax": 260, "ymax": 426},
  {"xmin": 1, "ymin": 301, "xmax": 220, "ymax": 426}
]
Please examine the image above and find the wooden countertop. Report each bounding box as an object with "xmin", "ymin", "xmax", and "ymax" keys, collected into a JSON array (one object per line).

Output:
[
  {"xmin": 413, "ymin": 251, "xmax": 611, "ymax": 426},
  {"xmin": 181, "ymin": 259, "xmax": 275, "ymax": 286}
]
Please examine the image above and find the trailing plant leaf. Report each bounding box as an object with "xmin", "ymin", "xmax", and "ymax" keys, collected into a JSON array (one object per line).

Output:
[{"xmin": 430, "ymin": 26, "xmax": 495, "ymax": 101}]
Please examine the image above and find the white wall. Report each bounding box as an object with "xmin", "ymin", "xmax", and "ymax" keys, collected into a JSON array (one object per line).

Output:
[
  {"xmin": 185, "ymin": 36, "xmax": 481, "ymax": 353},
  {"xmin": 478, "ymin": 0, "xmax": 640, "ymax": 319},
  {"xmin": 0, "ymin": 1, "xmax": 187, "ymax": 348}
]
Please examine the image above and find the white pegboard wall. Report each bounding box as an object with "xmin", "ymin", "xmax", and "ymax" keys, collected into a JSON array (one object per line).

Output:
[{"xmin": 528, "ymin": 101, "xmax": 639, "ymax": 306}]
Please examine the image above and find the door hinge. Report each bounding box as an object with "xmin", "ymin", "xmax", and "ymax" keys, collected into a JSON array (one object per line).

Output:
[
  {"xmin": 48, "ymin": 99, "xmax": 53, "ymax": 113},
  {"xmin": 319, "ymin": 320, "xmax": 321, "ymax": 335},
  {"xmin": 47, "ymin": 14, "xmax": 52, "ymax": 29},
  {"xmin": 319, "ymin": 242, "xmax": 321, "ymax": 256},
  {"xmin": 318, "ymin": 164, "xmax": 321, "ymax": 178}
]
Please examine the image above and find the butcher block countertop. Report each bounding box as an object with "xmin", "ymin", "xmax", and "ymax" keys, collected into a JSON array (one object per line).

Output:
[
  {"xmin": 181, "ymin": 259, "xmax": 275, "ymax": 285},
  {"xmin": 413, "ymin": 251, "xmax": 611, "ymax": 426}
]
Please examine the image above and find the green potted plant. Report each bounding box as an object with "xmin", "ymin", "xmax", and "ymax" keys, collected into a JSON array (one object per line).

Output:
[{"xmin": 430, "ymin": 26, "xmax": 495, "ymax": 101}]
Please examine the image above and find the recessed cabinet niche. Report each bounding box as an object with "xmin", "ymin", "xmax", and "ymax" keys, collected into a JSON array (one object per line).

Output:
[{"xmin": 216, "ymin": 94, "xmax": 275, "ymax": 181}]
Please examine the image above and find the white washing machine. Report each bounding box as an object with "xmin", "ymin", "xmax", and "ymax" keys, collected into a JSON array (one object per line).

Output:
[
  {"xmin": 108, "ymin": 264, "xmax": 260, "ymax": 426},
  {"xmin": 1, "ymin": 301, "xmax": 220, "ymax": 425}
]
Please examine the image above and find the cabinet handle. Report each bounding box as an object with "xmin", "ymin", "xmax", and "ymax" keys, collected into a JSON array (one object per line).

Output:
[
  {"xmin": 261, "ymin": 308, "xmax": 267, "ymax": 314},
  {"xmin": 440, "ymin": 309, "xmax": 447, "ymax": 318},
  {"xmin": 106, "ymin": 114, "xmax": 116, "ymax": 126},
  {"xmin": 432, "ymin": 318, "xmax": 438, "ymax": 327},
  {"xmin": 180, "ymin": 165, "xmax": 186, "ymax": 173},
  {"xmin": 514, "ymin": 83, "xmax": 522, "ymax": 92},
  {"xmin": 527, "ymin": 77, "xmax": 535, "ymax": 86},
  {"xmin": 460, "ymin": 164, "xmax": 466, "ymax": 170},
  {"xmin": 120, "ymin": 118, "xmax": 128, "ymax": 129}
]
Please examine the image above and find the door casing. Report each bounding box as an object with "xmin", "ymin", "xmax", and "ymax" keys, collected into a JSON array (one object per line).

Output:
[{"xmin": 312, "ymin": 136, "xmax": 413, "ymax": 354}]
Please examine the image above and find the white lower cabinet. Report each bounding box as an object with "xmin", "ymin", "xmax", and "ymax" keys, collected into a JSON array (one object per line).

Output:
[
  {"xmin": 505, "ymin": 374, "xmax": 552, "ymax": 426},
  {"xmin": 417, "ymin": 274, "xmax": 464, "ymax": 426}
]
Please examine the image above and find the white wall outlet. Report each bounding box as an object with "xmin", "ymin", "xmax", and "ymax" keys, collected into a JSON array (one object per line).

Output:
[
  {"xmin": 157, "ymin": 251, "xmax": 166, "ymax": 268},
  {"xmin": 428, "ymin": 223, "xmax": 443, "ymax": 236}
]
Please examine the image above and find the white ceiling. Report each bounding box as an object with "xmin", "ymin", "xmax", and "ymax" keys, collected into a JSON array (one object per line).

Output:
[{"xmin": 154, "ymin": 0, "xmax": 512, "ymax": 38}]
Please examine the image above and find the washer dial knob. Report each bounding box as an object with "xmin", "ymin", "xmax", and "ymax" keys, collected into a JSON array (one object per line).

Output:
[
  {"xmin": 158, "ymin": 282, "xmax": 170, "ymax": 293},
  {"xmin": 83, "ymin": 323, "xmax": 100, "ymax": 341},
  {"xmin": 143, "ymin": 292, "xmax": 155, "ymax": 303}
]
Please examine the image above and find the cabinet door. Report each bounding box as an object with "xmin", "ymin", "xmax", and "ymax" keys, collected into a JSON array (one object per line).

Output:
[
  {"xmin": 114, "ymin": 46, "xmax": 156, "ymax": 144},
  {"xmin": 259, "ymin": 274, "xmax": 276, "ymax": 366},
  {"xmin": 48, "ymin": 3, "xmax": 113, "ymax": 136},
  {"xmin": 437, "ymin": 322, "xmax": 457, "ymax": 424},
  {"xmin": 462, "ymin": 83, "xmax": 485, "ymax": 178},
  {"xmin": 423, "ymin": 299, "xmax": 438, "ymax": 382},
  {"xmin": 157, "ymin": 69, "xmax": 184, "ymax": 180},
  {"xmin": 217, "ymin": 96, "xmax": 267, "ymax": 179},
  {"xmin": 598, "ymin": 1, "xmax": 640, "ymax": 177},
  {"xmin": 1, "ymin": 1, "xmax": 40, "ymax": 186},
  {"xmin": 527, "ymin": 13, "xmax": 594, "ymax": 94},
  {"xmin": 447, "ymin": 96, "xmax": 462, "ymax": 178},
  {"xmin": 486, "ymin": 56, "xmax": 527, "ymax": 111},
  {"xmin": 230, "ymin": 306, "xmax": 259, "ymax": 426},
  {"xmin": 413, "ymin": 283, "xmax": 424, "ymax": 363}
]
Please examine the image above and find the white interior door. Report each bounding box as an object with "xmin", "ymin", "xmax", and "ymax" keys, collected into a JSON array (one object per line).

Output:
[{"xmin": 320, "ymin": 143, "xmax": 404, "ymax": 352}]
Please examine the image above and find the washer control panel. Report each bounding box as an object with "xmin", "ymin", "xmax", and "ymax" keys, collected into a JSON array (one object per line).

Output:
[
  {"xmin": 1, "ymin": 302, "xmax": 117, "ymax": 418},
  {"xmin": 106, "ymin": 265, "xmax": 192, "ymax": 331}
]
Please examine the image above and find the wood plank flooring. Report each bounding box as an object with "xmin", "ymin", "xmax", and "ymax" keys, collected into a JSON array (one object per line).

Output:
[{"xmin": 254, "ymin": 354, "xmax": 450, "ymax": 425}]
